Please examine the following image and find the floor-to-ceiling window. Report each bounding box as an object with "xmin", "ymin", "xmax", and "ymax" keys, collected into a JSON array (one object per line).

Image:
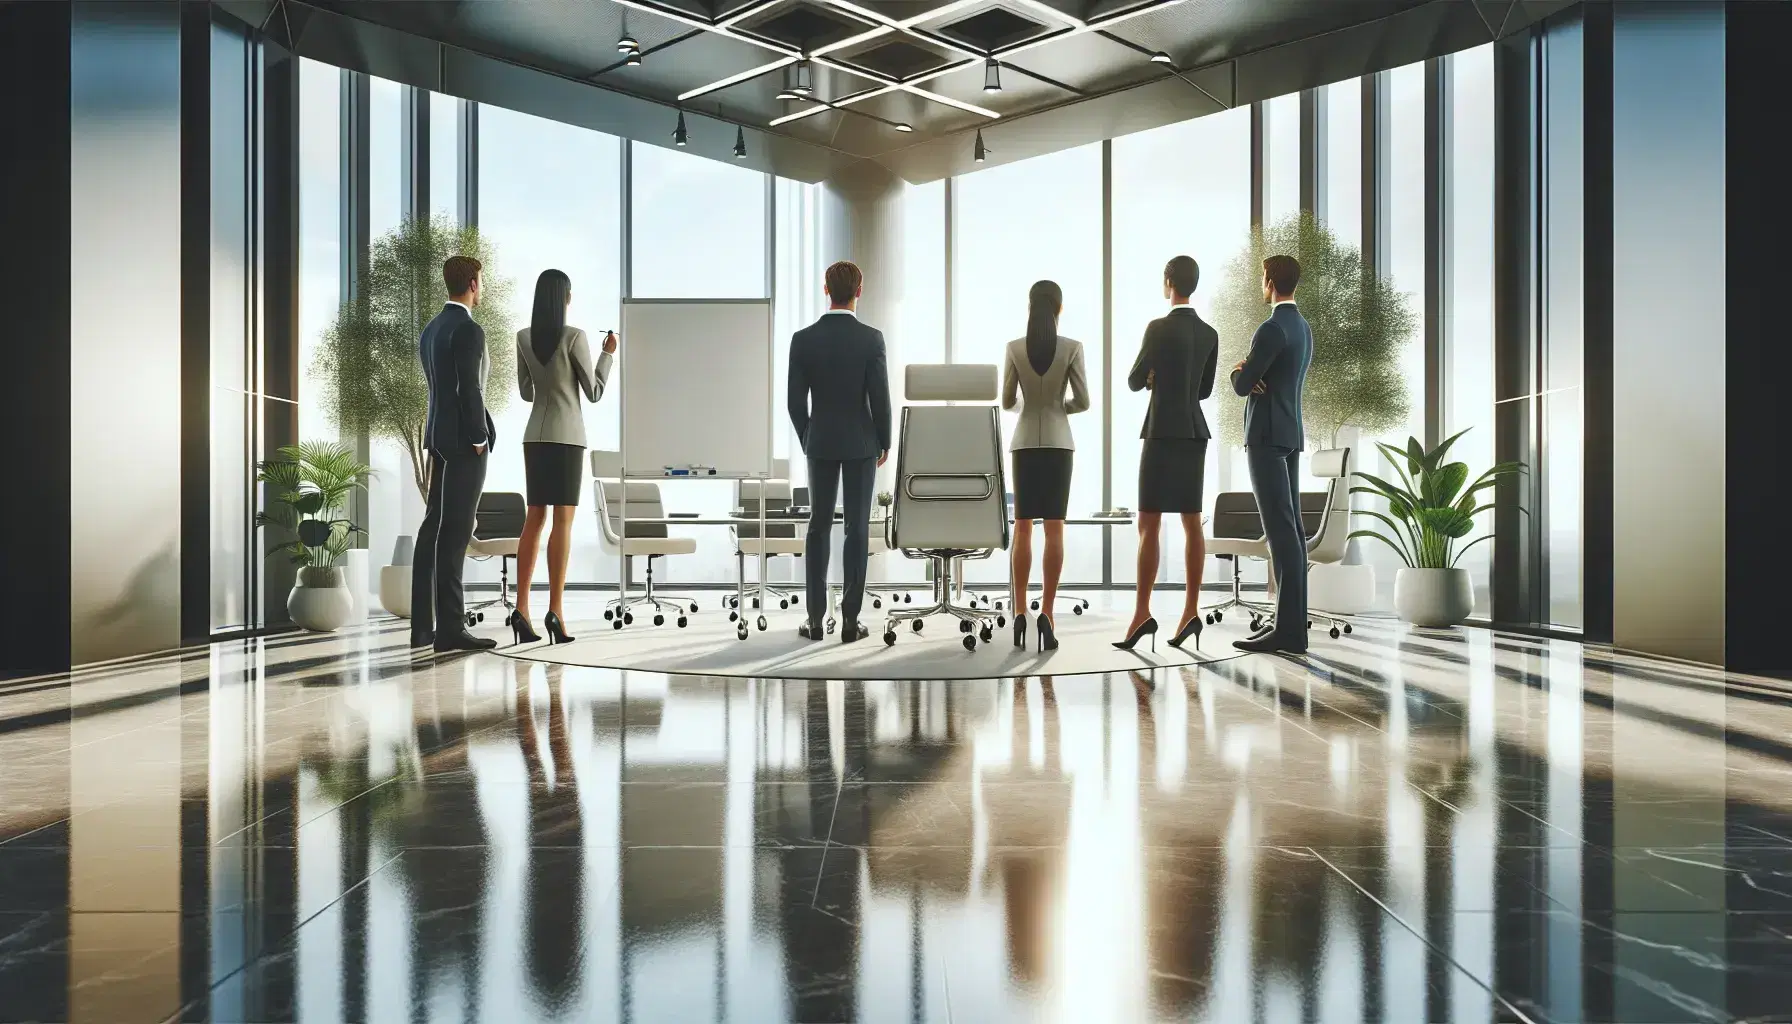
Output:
[
  {"xmin": 1445, "ymin": 46, "xmax": 1498, "ymax": 618},
  {"xmin": 362, "ymin": 76, "xmax": 408, "ymax": 592},
  {"xmin": 1110, "ymin": 108, "xmax": 1251, "ymax": 588},
  {"xmin": 296, "ymin": 60, "xmax": 339, "ymax": 449},
  {"xmin": 1264, "ymin": 93, "xmax": 1302, "ymax": 224},
  {"xmin": 1541, "ymin": 20, "xmax": 1585, "ymax": 628},
  {"xmin": 476, "ymin": 105, "xmax": 622, "ymax": 584},
  {"xmin": 951, "ymin": 143, "xmax": 1105, "ymax": 587},
  {"xmin": 628, "ymin": 143, "xmax": 769, "ymax": 584},
  {"xmin": 1324, "ymin": 81, "xmax": 1363, "ymax": 252}
]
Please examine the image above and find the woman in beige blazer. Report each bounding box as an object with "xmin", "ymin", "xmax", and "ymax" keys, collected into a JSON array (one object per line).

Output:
[
  {"xmin": 510, "ymin": 269, "xmax": 615, "ymax": 646},
  {"xmin": 1002, "ymin": 279, "xmax": 1090, "ymax": 653}
]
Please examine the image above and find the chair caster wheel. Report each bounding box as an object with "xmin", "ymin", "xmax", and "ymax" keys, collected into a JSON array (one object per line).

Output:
[
  {"xmin": 912, "ymin": 620, "xmax": 924, "ymax": 633},
  {"xmin": 756, "ymin": 616, "xmax": 768, "ymax": 631},
  {"xmin": 1249, "ymin": 617, "xmax": 1262, "ymax": 632},
  {"xmin": 751, "ymin": 598, "xmax": 761, "ymax": 610},
  {"xmin": 962, "ymin": 635, "xmax": 977, "ymax": 652},
  {"xmin": 1343, "ymin": 623, "xmax": 1353, "ymax": 634},
  {"xmin": 477, "ymin": 612, "xmax": 485, "ymax": 623},
  {"xmin": 625, "ymin": 613, "xmax": 635, "ymax": 626},
  {"xmin": 1205, "ymin": 613, "xmax": 1215, "ymax": 625},
  {"xmin": 960, "ymin": 620, "xmax": 973, "ymax": 634},
  {"xmin": 1307, "ymin": 620, "xmax": 1314, "ymax": 629},
  {"xmin": 873, "ymin": 598, "xmax": 883, "ymax": 609},
  {"xmin": 1030, "ymin": 600, "xmax": 1040, "ymax": 611},
  {"xmin": 1072, "ymin": 605, "xmax": 1083, "ymax": 615},
  {"xmin": 1213, "ymin": 610, "xmax": 1224, "ymax": 623},
  {"xmin": 826, "ymin": 619, "xmax": 836, "ymax": 634},
  {"xmin": 690, "ymin": 602, "xmax": 700, "ymax": 613},
  {"xmin": 613, "ymin": 619, "xmax": 624, "ymax": 630},
  {"xmin": 979, "ymin": 626, "xmax": 993, "ymax": 643},
  {"xmin": 737, "ymin": 626, "xmax": 748, "ymax": 641},
  {"xmin": 729, "ymin": 611, "xmax": 738, "ymax": 622},
  {"xmin": 653, "ymin": 614, "xmax": 665, "ymax": 626},
  {"xmin": 678, "ymin": 617, "xmax": 689, "ymax": 628},
  {"xmin": 1329, "ymin": 626, "xmax": 1341, "ymax": 639},
  {"xmin": 791, "ymin": 595, "xmax": 800, "ymax": 605},
  {"xmin": 996, "ymin": 615, "xmax": 1007, "ymax": 628},
  {"xmin": 903, "ymin": 594, "xmax": 912, "ymax": 603},
  {"xmin": 779, "ymin": 599, "xmax": 789, "ymax": 610},
  {"xmin": 604, "ymin": 609, "xmax": 614, "ymax": 621},
  {"xmin": 883, "ymin": 630, "xmax": 897, "ymax": 646}
]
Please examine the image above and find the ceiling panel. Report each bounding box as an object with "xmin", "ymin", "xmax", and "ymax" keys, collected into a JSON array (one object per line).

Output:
[
  {"xmin": 1101, "ymin": 0, "xmax": 1430, "ymax": 69},
  {"xmin": 922, "ymin": 1, "xmax": 1067, "ymax": 53},
  {"xmin": 1002, "ymin": 29, "xmax": 1158, "ymax": 94},
  {"xmin": 590, "ymin": 30, "xmax": 792, "ymax": 102}
]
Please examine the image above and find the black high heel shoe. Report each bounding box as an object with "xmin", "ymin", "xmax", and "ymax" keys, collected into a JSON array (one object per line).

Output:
[
  {"xmin": 1037, "ymin": 614, "xmax": 1059, "ymax": 652},
  {"xmin": 1167, "ymin": 614, "xmax": 1203, "ymax": 650},
  {"xmin": 544, "ymin": 611, "xmax": 575, "ymax": 645},
  {"xmin": 1013, "ymin": 612, "xmax": 1028, "ymax": 649},
  {"xmin": 509, "ymin": 611, "xmax": 542, "ymax": 645},
  {"xmin": 1112, "ymin": 617, "xmax": 1158, "ymax": 652}
]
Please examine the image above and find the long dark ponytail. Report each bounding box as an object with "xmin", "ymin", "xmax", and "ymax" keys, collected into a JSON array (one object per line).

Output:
[
  {"xmin": 529, "ymin": 269, "xmax": 572, "ymax": 365},
  {"xmin": 1025, "ymin": 279, "xmax": 1062, "ymax": 376}
]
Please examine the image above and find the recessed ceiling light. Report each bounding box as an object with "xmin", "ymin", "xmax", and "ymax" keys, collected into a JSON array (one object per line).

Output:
[
  {"xmin": 1150, "ymin": 50, "xmax": 1173, "ymax": 64},
  {"xmin": 894, "ymin": 122, "xmax": 914, "ymax": 133},
  {"xmin": 983, "ymin": 58, "xmax": 1001, "ymax": 93}
]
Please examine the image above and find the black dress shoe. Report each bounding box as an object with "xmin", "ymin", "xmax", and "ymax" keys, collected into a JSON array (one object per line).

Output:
[
  {"xmin": 434, "ymin": 632, "xmax": 498, "ymax": 653},
  {"xmin": 840, "ymin": 619, "xmax": 870, "ymax": 644},
  {"xmin": 798, "ymin": 621, "xmax": 825, "ymax": 641},
  {"xmin": 1231, "ymin": 634, "xmax": 1307, "ymax": 655}
]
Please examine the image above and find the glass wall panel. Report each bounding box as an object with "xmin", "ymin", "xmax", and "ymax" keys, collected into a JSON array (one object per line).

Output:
[
  {"xmin": 1264, "ymin": 93, "xmax": 1302, "ymax": 223},
  {"xmin": 1324, "ymin": 80, "xmax": 1363, "ymax": 251},
  {"xmin": 952, "ymin": 143, "xmax": 1105, "ymax": 586},
  {"xmin": 430, "ymin": 92, "xmax": 459, "ymax": 224},
  {"xmin": 364, "ymin": 76, "xmax": 407, "ymax": 589},
  {"xmin": 476, "ymin": 105, "xmax": 622, "ymax": 584},
  {"xmin": 1542, "ymin": 18, "xmax": 1585, "ymax": 628},
  {"xmin": 773, "ymin": 177, "xmax": 826, "ymax": 478},
  {"xmin": 297, "ymin": 60, "xmax": 339, "ymax": 447},
  {"xmin": 210, "ymin": 21, "xmax": 252, "ymax": 631},
  {"xmin": 1111, "ymin": 108, "xmax": 1251, "ymax": 588},
  {"xmin": 1445, "ymin": 45, "xmax": 1498, "ymax": 617},
  {"xmin": 876, "ymin": 179, "xmax": 948, "ymax": 586}
]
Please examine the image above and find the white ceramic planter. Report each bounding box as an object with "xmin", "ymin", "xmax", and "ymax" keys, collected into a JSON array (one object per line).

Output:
[
  {"xmin": 1394, "ymin": 567, "xmax": 1474, "ymax": 627},
  {"xmin": 379, "ymin": 564, "xmax": 412, "ymax": 619},
  {"xmin": 289, "ymin": 566, "xmax": 356, "ymax": 632},
  {"xmin": 1309, "ymin": 562, "xmax": 1376, "ymax": 615}
]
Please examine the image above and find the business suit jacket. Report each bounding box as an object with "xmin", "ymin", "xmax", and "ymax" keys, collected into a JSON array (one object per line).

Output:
[
  {"xmin": 421, "ymin": 303, "xmax": 496, "ymax": 457},
  {"xmin": 1126, "ymin": 306, "xmax": 1219, "ymax": 439},
  {"xmin": 787, "ymin": 310, "xmax": 892, "ymax": 461},
  {"xmin": 1230, "ymin": 301, "xmax": 1313, "ymax": 451},
  {"xmin": 516, "ymin": 327, "xmax": 613, "ymax": 448},
  {"xmin": 1002, "ymin": 336, "xmax": 1090, "ymax": 450}
]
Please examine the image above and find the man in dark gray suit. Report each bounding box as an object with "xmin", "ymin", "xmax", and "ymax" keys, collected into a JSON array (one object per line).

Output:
[
  {"xmin": 787, "ymin": 260, "xmax": 892, "ymax": 643},
  {"xmin": 411, "ymin": 255, "xmax": 499, "ymax": 653},
  {"xmin": 1230, "ymin": 254, "xmax": 1314, "ymax": 654}
]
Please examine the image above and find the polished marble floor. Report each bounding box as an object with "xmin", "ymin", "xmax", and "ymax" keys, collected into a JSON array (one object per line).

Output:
[{"xmin": 4, "ymin": 598, "xmax": 1792, "ymax": 1023}]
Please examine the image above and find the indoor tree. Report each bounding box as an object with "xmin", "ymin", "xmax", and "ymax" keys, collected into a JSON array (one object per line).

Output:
[
  {"xmin": 1210, "ymin": 211, "xmax": 1416, "ymax": 450},
  {"xmin": 310, "ymin": 214, "xmax": 515, "ymax": 499}
]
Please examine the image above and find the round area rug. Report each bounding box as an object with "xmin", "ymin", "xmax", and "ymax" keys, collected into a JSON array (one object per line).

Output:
[{"xmin": 494, "ymin": 606, "xmax": 1251, "ymax": 680}]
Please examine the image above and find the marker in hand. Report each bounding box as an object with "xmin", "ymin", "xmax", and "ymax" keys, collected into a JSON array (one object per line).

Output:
[{"xmin": 602, "ymin": 330, "xmax": 619, "ymax": 354}]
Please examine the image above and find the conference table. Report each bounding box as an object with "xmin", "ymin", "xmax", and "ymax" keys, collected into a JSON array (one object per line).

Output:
[{"xmin": 617, "ymin": 511, "xmax": 1139, "ymax": 636}]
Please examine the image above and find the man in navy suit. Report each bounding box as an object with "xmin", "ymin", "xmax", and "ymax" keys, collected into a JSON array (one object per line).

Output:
[
  {"xmin": 411, "ymin": 255, "xmax": 499, "ymax": 652},
  {"xmin": 1230, "ymin": 254, "xmax": 1314, "ymax": 654},
  {"xmin": 787, "ymin": 261, "xmax": 892, "ymax": 644}
]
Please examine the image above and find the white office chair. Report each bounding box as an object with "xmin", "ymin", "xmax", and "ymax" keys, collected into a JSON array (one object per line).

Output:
[
  {"xmin": 590, "ymin": 450, "xmax": 700, "ymax": 630},
  {"xmin": 463, "ymin": 491, "xmax": 525, "ymax": 629},
  {"xmin": 1203, "ymin": 447, "xmax": 1354, "ymax": 639},
  {"xmin": 882, "ymin": 364, "xmax": 1009, "ymax": 650}
]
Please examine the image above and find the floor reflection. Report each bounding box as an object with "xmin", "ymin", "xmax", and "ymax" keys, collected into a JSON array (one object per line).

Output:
[{"xmin": 5, "ymin": 613, "xmax": 1792, "ymax": 1022}]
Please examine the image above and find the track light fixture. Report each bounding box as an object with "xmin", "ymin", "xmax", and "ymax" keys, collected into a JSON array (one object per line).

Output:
[
  {"xmin": 618, "ymin": 33, "xmax": 638, "ymax": 53},
  {"xmin": 734, "ymin": 126, "xmax": 747, "ymax": 159},
  {"xmin": 673, "ymin": 110, "xmax": 688, "ymax": 147},
  {"xmin": 973, "ymin": 128, "xmax": 988, "ymax": 163},
  {"xmin": 1149, "ymin": 50, "xmax": 1172, "ymax": 64},
  {"xmin": 983, "ymin": 58, "xmax": 1001, "ymax": 93},
  {"xmin": 624, "ymin": 47, "xmax": 642, "ymax": 67},
  {"xmin": 792, "ymin": 59, "xmax": 814, "ymax": 97}
]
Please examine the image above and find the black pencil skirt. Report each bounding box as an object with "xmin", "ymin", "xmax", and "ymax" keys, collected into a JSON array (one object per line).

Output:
[
  {"xmin": 1138, "ymin": 437, "xmax": 1207, "ymax": 513},
  {"xmin": 1011, "ymin": 448, "xmax": 1073, "ymax": 520},
  {"xmin": 523, "ymin": 441, "xmax": 584, "ymax": 507}
]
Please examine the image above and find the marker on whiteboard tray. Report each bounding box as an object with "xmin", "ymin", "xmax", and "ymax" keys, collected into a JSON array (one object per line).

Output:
[{"xmin": 664, "ymin": 466, "xmax": 692, "ymax": 477}]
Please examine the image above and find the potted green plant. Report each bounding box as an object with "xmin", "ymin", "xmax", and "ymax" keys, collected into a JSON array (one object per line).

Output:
[
  {"xmin": 256, "ymin": 441, "xmax": 375, "ymax": 632},
  {"xmin": 1213, "ymin": 211, "xmax": 1418, "ymax": 613},
  {"xmin": 1348, "ymin": 429, "xmax": 1523, "ymax": 627},
  {"xmin": 310, "ymin": 214, "xmax": 514, "ymax": 616}
]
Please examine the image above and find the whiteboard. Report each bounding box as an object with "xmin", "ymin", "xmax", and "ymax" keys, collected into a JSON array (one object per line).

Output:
[{"xmin": 620, "ymin": 299, "xmax": 774, "ymax": 478}]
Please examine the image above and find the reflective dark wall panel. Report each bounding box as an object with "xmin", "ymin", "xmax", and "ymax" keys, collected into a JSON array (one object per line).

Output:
[{"xmin": 1610, "ymin": 1, "xmax": 1725, "ymax": 664}]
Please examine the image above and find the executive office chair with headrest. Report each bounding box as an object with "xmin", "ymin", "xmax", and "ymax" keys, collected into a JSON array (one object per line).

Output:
[
  {"xmin": 590, "ymin": 450, "xmax": 700, "ymax": 629},
  {"xmin": 1203, "ymin": 447, "xmax": 1354, "ymax": 639},
  {"xmin": 881, "ymin": 363, "xmax": 1009, "ymax": 650},
  {"xmin": 465, "ymin": 491, "xmax": 526, "ymax": 629}
]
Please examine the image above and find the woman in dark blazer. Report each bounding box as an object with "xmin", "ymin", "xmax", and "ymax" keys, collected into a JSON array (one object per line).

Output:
[
  {"xmin": 1117, "ymin": 256, "xmax": 1218, "ymax": 652},
  {"xmin": 1001, "ymin": 280, "xmax": 1090, "ymax": 653},
  {"xmin": 510, "ymin": 269, "xmax": 616, "ymax": 646}
]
